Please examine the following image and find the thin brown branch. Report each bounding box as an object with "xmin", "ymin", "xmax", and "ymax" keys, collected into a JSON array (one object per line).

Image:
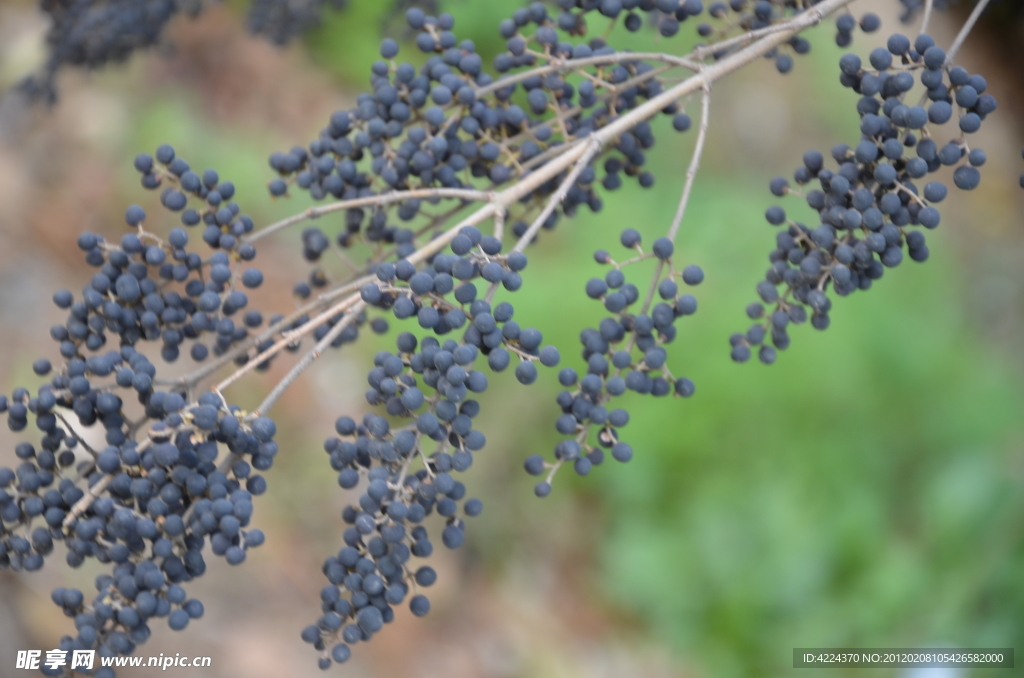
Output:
[
  {"xmin": 640, "ymin": 86, "xmax": 712, "ymax": 315},
  {"xmin": 919, "ymin": 0, "xmax": 935, "ymax": 36},
  {"xmin": 474, "ymin": 51, "xmax": 701, "ymax": 100},
  {"xmin": 667, "ymin": 88, "xmax": 711, "ymax": 244},
  {"xmin": 512, "ymin": 137, "xmax": 604, "ymax": 253},
  {"xmin": 946, "ymin": 0, "xmax": 992, "ymax": 64},
  {"xmin": 213, "ymin": 293, "xmax": 364, "ymax": 393},
  {"xmin": 246, "ymin": 188, "xmax": 493, "ymax": 244},
  {"xmin": 252, "ymin": 300, "xmax": 368, "ymax": 416}
]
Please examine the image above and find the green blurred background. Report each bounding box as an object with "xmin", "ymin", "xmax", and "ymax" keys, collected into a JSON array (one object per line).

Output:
[{"xmin": 0, "ymin": 1, "xmax": 1022, "ymax": 676}]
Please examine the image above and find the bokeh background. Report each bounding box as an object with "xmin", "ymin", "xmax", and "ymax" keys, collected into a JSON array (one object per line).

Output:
[{"xmin": 0, "ymin": 1, "xmax": 1022, "ymax": 676}]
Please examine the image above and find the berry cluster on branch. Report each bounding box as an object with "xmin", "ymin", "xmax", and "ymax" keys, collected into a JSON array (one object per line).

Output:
[
  {"xmin": 19, "ymin": 0, "xmax": 442, "ymax": 103},
  {"xmin": 732, "ymin": 15, "xmax": 998, "ymax": 363}
]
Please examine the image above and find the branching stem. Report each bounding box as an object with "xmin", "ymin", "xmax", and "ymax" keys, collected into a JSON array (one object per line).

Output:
[
  {"xmin": 189, "ymin": 0, "xmax": 855, "ymax": 419},
  {"xmin": 252, "ymin": 300, "xmax": 368, "ymax": 416},
  {"xmin": 512, "ymin": 137, "xmax": 604, "ymax": 253}
]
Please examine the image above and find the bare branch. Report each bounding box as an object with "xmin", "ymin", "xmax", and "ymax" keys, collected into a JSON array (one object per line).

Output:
[
  {"xmin": 946, "ymin": 0, "xmax": 992, "ymax": 64},
  {"xmin": 641, "ymin": 87, "xmax": 711, "ymax": 314},
  {"xmin": 919, "ymin": 0, "xmax": 935, "ymax": 36},
  {"xmin": 691, "ymin": 4, "xmax": 836, "ymax": 61},
  {"xmin": 253, "ymin": 300, "xmax": 368, "ymax": 416},
  {"xmin": 246, "ymin": 188, "xmax": 494, "ymax": 244},
  {"xmin": 474, "ymin": 52, "xmax": 701, "ymax": 100},
  {"xmin": 512, "ymin": 137, "xmax": 604, "ymax": 253},
  {"xmin": 212, "ymin": 293, "xmax": 364, "ymax": 393},
  {"xmin": 667, "ymin": 88, "xmax": 711, "ymax": 245}
]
